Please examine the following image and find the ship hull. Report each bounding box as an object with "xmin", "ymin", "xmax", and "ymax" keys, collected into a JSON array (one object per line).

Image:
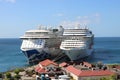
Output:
[
  {"xmin": 63, "ymin": 48, "xmax": 94, "ymax": 61},
  {"xmin": 22, "ymin": 49, "xmax": 49, "ymax": 64},
  {"xmin": 22, "ymin": 48, "xmax": 62, "ymax": 64}
]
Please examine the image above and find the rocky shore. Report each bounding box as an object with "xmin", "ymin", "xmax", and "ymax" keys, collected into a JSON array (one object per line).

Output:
[{"xmin": 1, "ymin": 60, "xmax": 120, "ymax": 80}]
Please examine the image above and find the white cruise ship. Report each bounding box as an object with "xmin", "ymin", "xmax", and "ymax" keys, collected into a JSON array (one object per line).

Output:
[
  {"xmin": 60, "ymin": 26, "xmax": 94, "ymax": 61},
  {"xmin": 20, "ymin": 25, "xmax": 64, "ymax": 63}
]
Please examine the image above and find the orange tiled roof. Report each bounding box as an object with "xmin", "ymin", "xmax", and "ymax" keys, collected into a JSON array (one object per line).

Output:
[
  {"xmin": 79, "ymin": 70, "xmax": 115, "ymax": 77},
  {"xmin": 35, "ymin": 66, "xmax": 46, "ymax": 73},
  {"xmin": 116, "ymin": 66, "xmax": 120, "ymax": 69},
  {"xmin": 59, "ymin": 62, "xmax": 68, "ymax": 67},
  {"xmin": 65, "ymin": 65, "xmax": 115, "ymax": 77},
  {"xmin": 39, "ymin": 59, "xmax": 58, "ymax": 67},
  {"xmin": 38, "ymin": 68, "xmax": 46, "ymax": 73},
  {"xmin": 35, "ymin": 65, "xmax": 40, "ymax": 72},
  {"xmin": 66, "ymin": 65, "xmax": 82, "ymax": 76}
]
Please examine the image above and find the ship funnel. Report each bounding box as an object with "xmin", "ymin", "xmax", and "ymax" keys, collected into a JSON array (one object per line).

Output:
[
  {"xmin": 75, "ymin": 24, "xmax": 80, "ymax": 29},
  {"xmin": 58, "ymin": 25, "xmax": 64, "ymax": 36}
]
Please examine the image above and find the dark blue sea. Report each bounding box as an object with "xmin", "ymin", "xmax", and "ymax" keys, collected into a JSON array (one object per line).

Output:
[{"xmin": 0, "ymin": 37, "xmax": 120, "ymax": 72}]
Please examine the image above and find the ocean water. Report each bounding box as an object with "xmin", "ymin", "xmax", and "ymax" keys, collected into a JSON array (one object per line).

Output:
[
  {"xmin": 0, "ymin": 38, "xmax": 27, "ymax": 72},
  {"xmin": 0, "ymin": 37, "xmax": 120, "ymax": 72},
  {"xmin": 89, "ymin": 37, "xmax": 120, "ymax": 64}
]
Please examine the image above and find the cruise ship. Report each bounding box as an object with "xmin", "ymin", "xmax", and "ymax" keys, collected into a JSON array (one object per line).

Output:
[
  {"xmin": 20, "ymin": 25, "xmax": 64, "ymax": 63},
  {"xmin": 60, "ymin": 26, "xmax": 94, "ymax": 61}
]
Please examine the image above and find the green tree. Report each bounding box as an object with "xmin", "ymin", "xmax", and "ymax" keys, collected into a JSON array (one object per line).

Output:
[
  {"xmin": 14, "ymin": 68, "xmax": 21, "ymax": 75},
  {"xmin": 100, "ymin": 76, "xmax": 116, "ymax": 80},
  {"xmin": 5, "ymin": 72, "xmax": 14, "ymax": 80},
  {"xmin": 14, "ymin": 74, "xmax": 21, "ymax": 80},
  {"xmin": 108, "ymin": 74, "xmax": 116, "ymax": 80},
  {"xmin": 5, "ymin": 72, "xmax": 11, "ymax": 78}
]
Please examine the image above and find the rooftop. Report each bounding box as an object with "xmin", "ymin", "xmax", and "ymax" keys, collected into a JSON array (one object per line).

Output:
[
  {"xmin": 39, "ymin": 59, "xmax": 58, "ymax": 67},
  {"xmin": 66, "ymin": 65, "xmax": 82, "ymax": 76},
  {"xmin": 79, "ymin": 70, "xmax": 115, "ymax": 77},
  {"xmin": 35, "ymin": 66, "xmax": 46, "ymax": 73},
  {"xmin": 59, "ymin": 62, "xmax": 68, "ymax": 67},
  {"xmin": 66, "ymin": 65, "xmax": 115, "ymax": 77}
]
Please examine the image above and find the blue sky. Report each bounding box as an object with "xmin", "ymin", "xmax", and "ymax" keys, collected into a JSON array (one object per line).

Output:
[{"xmin": 0, "ymin": 0, "xmax": 120, "ymax": 38}]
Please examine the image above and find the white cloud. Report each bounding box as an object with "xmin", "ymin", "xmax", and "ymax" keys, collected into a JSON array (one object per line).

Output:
[
  {"xmin": 83, "ymin": 16, "xmax": 89, "ymax": 19},
  {"xmin": 54, "ymin": 13, "xmax": 64, "ymax": 17},
  {"xmin": 94, "ymin": 13, "xmax": 100, "ymax": 17},
  {"xmin": 60, "ymin": 20, "xmax": 90, "ymax": 29},
  {"xmin": 93, "ymin": 13, "xmax": 101, "ymax": 23},
  {"xmin": 60, "ymin": 13, "xmax": 101, "ymax": 28},
  {"xmin": 57, "ymin": 13, "xmax": 64, "ymax": 17},
  {"xmin": 77, "ymin": 16, "xmax": 82, "ymax": 19},
  {"xmin": 6, "ymin": 0, "xmax": 16, "ymax": 3},
  {"xmin": 0, "ymin": 0, "xmax": 16, "ymax": 3}
]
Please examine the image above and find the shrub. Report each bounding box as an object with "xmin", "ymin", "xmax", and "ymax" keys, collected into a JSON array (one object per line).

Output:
[
  {"xmin": 4, "ymin": 78, "xmax": 11, "ymax": 80},
  {"xmin": 5, "ymin": 72, "xmax": 11, "ymax": 78},
  {"xmin": 0, "ymin": 73, "xmax": 2, "ymax": 78},
  {"xmin": 4, "ymin": 78, "xmax": 14, "ymax": 80},
  {"xmin": 26, "ymin": 70, "xmax": 33, "ymax": 76},
  {"xmin": 14, "ymin": 68, "xmax": 21, "ymax": 75},
  {"xmin": 14, "ymin": 74, "xmax": 21, "ymax": 79}
]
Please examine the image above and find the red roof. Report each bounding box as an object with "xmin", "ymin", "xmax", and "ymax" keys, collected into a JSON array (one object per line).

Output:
[
  {"xmin": 35, "ymin": 66, "xmax": 46, "ymax": 73},
  {"xmin": 59, "ymin": 62, "xmax": 68, "ymax": 67},
  {"xmin": 39, "ymin": 59, "xmax": 58, "ymax": 67},
  {"xmin": 66, "ymin": 65, "xmax": 82, "ymax": 76},
  {"xmin": 37, "ymin": 68, "xmax": 46, "ymax": 73},
  {"xmin": 66, "ymin": 65, "xmax": 115, "ymax": 77},
  {"xmin": 35, "ymin": 66, "xmax": 40, "ymax": 72},
  {"xmin": 116, "ymin": 66, "xmax": 120, "ymax": 70},
  {"xmin": 79, "ymin": 70, "xmax": 115, "ymax": 77}
]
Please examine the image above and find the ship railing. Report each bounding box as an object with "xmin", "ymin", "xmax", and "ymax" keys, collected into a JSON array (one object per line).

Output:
[
  {"xmin": 23, "ymin": 34, "xmax": 49, "ymax": 37},
  {"xmin": 21, "ymin": 36, "xmax": 50, "ymax": 39},
  {"xmin": 61, "ymin": 46, "xmax": 86, "ymax": 49},
  {"xmin": 22, "ymin": 34, "xmax": 56, "ymax": 38},
  {"xmin": 63, "ymin": 33, "xmax": 87, "ymax": 36}
]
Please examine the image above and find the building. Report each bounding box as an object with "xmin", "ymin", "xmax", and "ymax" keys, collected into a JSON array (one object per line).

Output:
[
  {"xmin": 35, "ymin": 59, "xmax": 58, "ymax": 73},
  {"xmin": 82, "ymin": 62, "xmax": 92, "ymax": 68},
  {"xmin": 65, "ymin": 65, "xmax": 115, "ymax": 80},
  {"xmin": 59, "ymin": 62, "xmax": 68, "ymax": 68}
]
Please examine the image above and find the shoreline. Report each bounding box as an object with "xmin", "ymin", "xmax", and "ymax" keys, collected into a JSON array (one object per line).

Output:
[
  {"xmin": 1, "ymin": 61, "xmax": 120, "ymax": 73},
  {"xmin": 1, "ymin": 62, "xmax": 120, "ymax": 73},
  {"xmin": 1, "ymin": 60, "xmax": 120, "ymax": 80}
]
